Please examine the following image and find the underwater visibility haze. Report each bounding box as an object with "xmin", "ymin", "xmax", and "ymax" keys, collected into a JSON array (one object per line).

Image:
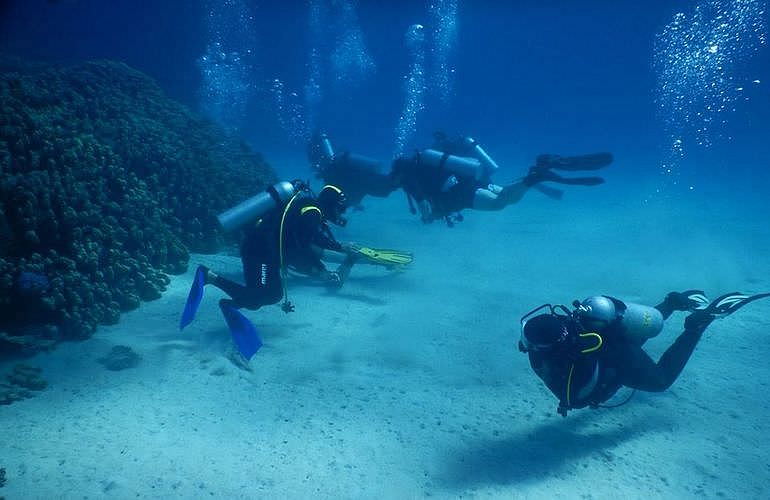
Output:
[{"xmin": 1, "ymin": 0, "xmax": 770, "ymax": 498}]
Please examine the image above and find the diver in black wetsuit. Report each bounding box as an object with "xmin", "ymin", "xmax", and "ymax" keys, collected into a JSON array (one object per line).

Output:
[
  {"xmin": 179, "ymin": 182, "xmax": 355, "ymax": 359},
  {"xmin": 393, "ymin": 132, "xmax": 613, "ymax": 226},
  {"xmin": 309, "ymin": 132, "xmax": 399, "ymax": 209},
  {"xmin": 203, "ymin": 183, "xmax": 354, "ymax": 312},
  {"xmin": 518, "ymin": 290, "xmax": 770, "ymax": 416}
]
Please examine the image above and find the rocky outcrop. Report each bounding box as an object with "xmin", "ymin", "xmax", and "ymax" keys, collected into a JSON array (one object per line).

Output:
[{"xmin": 0, "ymin": 59, "xmax": 275, "ymax": 350}]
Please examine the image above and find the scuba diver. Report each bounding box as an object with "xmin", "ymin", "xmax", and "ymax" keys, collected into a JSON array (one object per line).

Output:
[
  {"xmin": 394, "ymin": 132, "xmax": 613, "ymax": 226},
  {"xmin": 308, "ymin": 131, "xmax": 399, "ymax": 209},
  {"xmin": 518, "ymin": 290, "xmax": 770, "ymax": 416},
  {"xmin": 179, "ymin": 180, "xmax": 413, "ymax": 359}
]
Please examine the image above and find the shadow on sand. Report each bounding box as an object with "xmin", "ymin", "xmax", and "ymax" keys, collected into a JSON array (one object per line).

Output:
[{"xmin": 438, "ymin": 410, "xmax": 669, "ymax": 490}]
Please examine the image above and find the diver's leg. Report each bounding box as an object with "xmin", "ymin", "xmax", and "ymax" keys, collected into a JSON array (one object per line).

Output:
[
  {"xmin": 471, "ymin": 187, "xmax": 503, "ymax": 210},
  {"xmin": 207, "ymin": 271, "xmax": 275, "ymax": 310},
  {"xmin": 654, "ymin": 290, "xmax": 710, "ymax": 320},
  {"xmin": 616, "ymin": 328, "xmax": 704, "ymax": 392},
  {"xmin": 242, "ymin": 242, "xmax": 284, "ymax": 305},
  {"xmin": 472, "ymin": 183, "xmax": 529, "ymax": 211},
  {"xmin": 654, "ymin": 297, "xmax": 677, "ymax": 320},
  {"xmin": 206, "ymin": 241, "xmax": 283, "ymax": 309}
]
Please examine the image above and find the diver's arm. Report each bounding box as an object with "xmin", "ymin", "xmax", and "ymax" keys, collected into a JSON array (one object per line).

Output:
[
  {"xmin": 314, "ymin": 224, "xmax": 344, "ymax": 252},
  {"xmin": 311, "ymin": 257, "xmax": 355, "ymax": 288},
  {"xmin": 417, "ymin": 199, "xmax": 436, "ymax": 223}
]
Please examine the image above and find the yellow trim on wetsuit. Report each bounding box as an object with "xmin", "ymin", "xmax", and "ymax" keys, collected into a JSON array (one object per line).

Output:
[
  {"xmin": 300, "ymin": 205, "xmax": 322, "ymax": 217},
  {"xmin": 565, "ymin": 333, "xmax": 602, "ymax": 410},
  {"xmin": 279, "ymin": 192, "xmax": 303, "ymax": 302},
  {"xmin": 322, "ymin": 184, "xmax": 343, "ymax": 195},
  {"xmin": 579, "ymin": 332, "xmax": 603, "ymax": 354}
]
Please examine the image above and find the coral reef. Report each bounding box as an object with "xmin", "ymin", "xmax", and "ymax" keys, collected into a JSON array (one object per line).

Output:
[
  {"xmin": 98, "ymin": 345, "xmax": 141, "ymax": 371},
  {"xmin": 0, "ymin": 363, "xmax": 46, "ymax": 405},
  {"xmin": 0, "ymin": 59, "xmax": 275, "ymax": 349},
  {"xmin": 0, "ymin": 383, "xmax": 31, "ymax": 405},
  {"xmin": 5, "ymin": 363, "xmax": 47, "ymax": 390}
]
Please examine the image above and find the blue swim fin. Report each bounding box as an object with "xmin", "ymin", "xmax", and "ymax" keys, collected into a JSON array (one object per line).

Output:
[
  {"xmin": 180, "ymin": 266, "xmax": 207, "ymax": 330},
  {"xmin": 219, "ymin": 301, "xmax": 263, "ymax": 360}
]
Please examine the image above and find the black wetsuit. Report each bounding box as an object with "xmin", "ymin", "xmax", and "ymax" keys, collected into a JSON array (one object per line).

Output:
[
  {"xmin": 209, "ymin": 193, "xmax": 343, "ymax": 310},
  {"xmin": 395, "ymin": 134, "xmax": 499, "ymax": 222},
  {"xmin": 527, "ymin": 304, "xmax": 706, "ymax": 414},
  {"xmin": 396, "ymin": 150, "xmax": 486, "ymax": 222}
]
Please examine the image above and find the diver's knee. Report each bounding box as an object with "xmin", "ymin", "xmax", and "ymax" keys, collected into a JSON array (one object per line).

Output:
[{"xmin": 263, "ymin": 287, "xmax": 283, "ymax": 306}]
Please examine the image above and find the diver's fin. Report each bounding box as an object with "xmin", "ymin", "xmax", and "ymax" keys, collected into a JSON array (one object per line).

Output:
[
  {"xmin": 219, "ymin": 300, "xmax": 262, "ymax": 360},
  {"xmin": 532, "ymin": 183, "xmax": 564, "ymax": 200},
  {"xmin": 664, "ymin": 289, "xmax": 710, "ymax": 312},
  {"xmin": 351, "ymin": 245, "xmax": 414, "ymax": 268},
  {"xmin": 179, "ymin": 265, "xmax": 207, "ymax": 330},
  {"xmin": 536, "ymin": 153, "xmax": 613, "ymax": 171},
  {"xmin": 683, "ymin": 290, "xmax": 710, "ymax": 310},
  {"xmin": 704, "ymin": 292, "xmax": 770, "ymax": 318},
  {"xmin": 548, "ymin": 174, "xmax": 605, "ymax": 186},
  {"xmin": 525, "ymin": 168, "xmax": 604, "ymax": 187}
]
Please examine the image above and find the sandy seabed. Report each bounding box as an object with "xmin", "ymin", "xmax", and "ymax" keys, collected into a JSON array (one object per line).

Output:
[{"xmin": 2, "ymin": 180, "xmax": 769, "ymax": 499}]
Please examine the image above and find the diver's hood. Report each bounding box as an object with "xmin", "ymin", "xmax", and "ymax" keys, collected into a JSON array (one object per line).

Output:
[{"xmin": 519, "ymin": 303, "xmax": 576, "ymax": 353}]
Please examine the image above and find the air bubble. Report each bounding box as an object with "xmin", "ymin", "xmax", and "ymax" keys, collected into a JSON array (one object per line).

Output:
[
  {"xmin": 654, "ymin": 0, "xmax": 767, "ymax": 183},
  {"xmin": 394, "ymin": 24, "xmax": 427, "ymax": 157}
]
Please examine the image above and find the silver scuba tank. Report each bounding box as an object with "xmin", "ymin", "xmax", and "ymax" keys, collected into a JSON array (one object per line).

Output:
[
  {"xmin": 420, "ymin": 148, "xmax": 484, "ymax": 181},
  {"xmin": 342, "ymin": 152, "xmax": 385, "ymax": 172},
  {"xmin": 578, "ymin": 296, "xmax": 664, "ymax": 345},
  {"xmin": 217, "ymin": 181, "xmax": 297, "ymax": 233},
  {"xmin": 621, "ymin": 302, "xmax": 664, "ymax": 344},
  {"xmin": 463, "ymin": 136, "xmax": 500, "ymax": 174},
  {"xmin": 319, "ymin": 133, "xmax": 335, "ymax": 160}
]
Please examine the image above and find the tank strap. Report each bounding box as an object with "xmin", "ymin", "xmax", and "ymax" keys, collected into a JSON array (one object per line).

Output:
[
  {"xmin": 405, "ymin": 192, "xmax": 417, "ymax": 215},
  {"xmin": 278, "ymin": 192, "xmax": 303, "ymax": 311},
  {"xmin": 437, "ymin": 152, "xmax": 451, "ymax": 171},
  {"xmin": 579, "ymin": 332, "xmax": 603, "ymax": 353}
]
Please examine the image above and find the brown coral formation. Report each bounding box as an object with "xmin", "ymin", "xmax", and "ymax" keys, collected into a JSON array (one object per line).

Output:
[
  {"xmin": 0, "ymin": 59, "xmax": 275, "ymax": 350},
  {"xmin": 0, "ymin": 363, "xmax": 46, "ymax": 405}
]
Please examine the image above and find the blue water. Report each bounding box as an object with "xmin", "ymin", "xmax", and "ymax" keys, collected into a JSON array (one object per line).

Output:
[
  {"xmin": 4, "ymin": 1, "xmax": 768, "ymax": 174},
  {"xmin": 1, "ymin": 0, "xmax": 770, "ymax": 498}
]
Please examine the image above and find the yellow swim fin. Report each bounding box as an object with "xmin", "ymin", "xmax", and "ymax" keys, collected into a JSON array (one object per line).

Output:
[{"xmin": 350, "ymin": 245, "xmax": 414, "ymax": 268}]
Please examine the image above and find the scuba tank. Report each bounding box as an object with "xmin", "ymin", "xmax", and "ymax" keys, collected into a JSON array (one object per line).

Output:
[
  {"xmin": 463, "ymin": 136, "xmax": 500, "ymax": 174},
  {"xmin": 419, "ymin": 149, "xmax": 484, "ymax": 181},
  {"xmin": 217, "ymin": 181, "xmax": 299, "ymax": 233},
  {"xmin": 339, "ymin": 152, "xmax": 385, "ymax": 173},
  {"xmin": 309, "ymin": 133, "xmax": 335, "ymax": 173},
  {"xmin": 319, "ymin": 133, "xmax": 335, "ymax": 160},
  {"xmin": 576, "ymin": 296, "xmax": 664, "ymax": 344}
]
